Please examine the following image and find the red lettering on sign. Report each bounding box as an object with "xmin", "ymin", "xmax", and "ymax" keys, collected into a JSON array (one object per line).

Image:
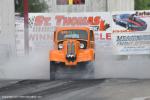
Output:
[
  {"xmin": 44, "ymin": 17, "xmax": 51, "ymax": 26},
  {"xmin": 35, "ymin": 16, "xmax": 44, "ymax": 26},
  {"xmin": 100, "ymin": 33, "xmax": 111, "ymax": 40},
  {"xmin": 72, "ymin": 17, "xmax": 78, "ymax": 25},
  {"xmin": 100, "ymin": 33, "xmax": 105, "ymax": 40},
  {"xmin": 106, "ymin": 33, "xmax": 111, "ymax": 40},
  {"xmin": 88, "ymin": 17, "xmax": 94, "ymax": 25},
  {"xmin": 35, "ymin": 16, "xmax": 51, "ymax": 26},
  {"xmin": 113, "ymin": 30, "xmax": 134, "ymax": 33},
  {"xmin": 63, "ymin": 17, "xmax": 71, "ymax": 26},
  {"xmin": 94, "ymin": 16, "xmax": 100, "ymax": 25},
  {"xmin": 55, "ymin": 16, "xmax": 105, "ymax": 26},
  {"xmin": 82, "ymin": 17, "xmax": 88, "ymax": 25},
  {"xmin": 55, "ymin": 16, "xmax": 64, "ymax": 26},
  {"xmin": 88, "ymin": 16, "xmax": 100, "ymax": 25}
]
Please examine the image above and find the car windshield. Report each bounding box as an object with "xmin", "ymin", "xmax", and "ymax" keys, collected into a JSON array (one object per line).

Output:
[
  {"xmin": 120, "ymin": 14, "xmax": 130, "ymax": 19},
  {"xmin": 57, "ymin": 30, "xmax": 88, "ymax": 41}
]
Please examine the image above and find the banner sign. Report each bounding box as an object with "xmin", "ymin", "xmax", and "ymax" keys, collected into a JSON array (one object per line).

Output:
[
  {"xmin": 111, "ymin": 10, "xmax": 150, "ymax": 55},
  {"xmin": 112, "ymin": 10, "xmax": 150, "ymax": 33},
  {"xmin": 15, "ymin": 10, "xmax": 150, "ymax": 56},
  {"xmin": 29, "ymin": 12, "xmax": 112, "ymax": 32},
  {"xmin": 112, "ymin": 32, "xmax": 150, "ymax": 55},
  {"xmin": 28, "ymin": 12, "xmax": 112, "ymax": 50}
]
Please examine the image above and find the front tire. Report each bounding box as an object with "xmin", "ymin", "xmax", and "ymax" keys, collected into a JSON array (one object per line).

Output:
[{"xmin": 50, "ymin": 61, "xmax": 57, "ymax": 80}]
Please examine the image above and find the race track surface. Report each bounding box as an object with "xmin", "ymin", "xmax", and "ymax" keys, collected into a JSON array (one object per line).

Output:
[{"xmin": 0, "ymin": 79, "xmax": 150, "ymax": 100}]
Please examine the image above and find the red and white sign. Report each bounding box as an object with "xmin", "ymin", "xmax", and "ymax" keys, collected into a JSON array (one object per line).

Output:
[{"xmin": 28, "ymin": 12, "xmax": 112, "ymax": 50}]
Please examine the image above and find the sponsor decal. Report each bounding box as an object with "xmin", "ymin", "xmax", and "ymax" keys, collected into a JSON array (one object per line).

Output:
[{"xmin": 112, "ymin": 33, "xmax": 150, "ymax": 55}]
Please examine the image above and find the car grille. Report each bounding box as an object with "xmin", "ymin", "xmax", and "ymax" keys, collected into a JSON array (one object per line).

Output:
[{"xmin": 66, "ymin": 42, "xmax": 76, "ymax": 62}]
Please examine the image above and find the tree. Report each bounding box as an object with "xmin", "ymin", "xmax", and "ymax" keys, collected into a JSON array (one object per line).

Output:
[
  {"xmin": 15, "ymin": 0, "xmax": 49, "ymax": 13},
  {"xmin": 135, "ymin": 0, "xmax": 150, "ymax": 10}
]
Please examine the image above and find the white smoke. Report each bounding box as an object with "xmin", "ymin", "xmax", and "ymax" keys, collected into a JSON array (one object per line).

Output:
[
  {"xmin": 0, "ymin": 49, "xmax": 50, "ymax": 79},
  {"xmin": 94, "ymin": 44, "xmax": 150, "ymax": 79},
  {"xmin": 1, "ymin": 44, "xmax": 150, "ymax": 79}
]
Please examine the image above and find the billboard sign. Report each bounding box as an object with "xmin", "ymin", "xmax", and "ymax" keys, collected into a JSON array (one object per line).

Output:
[
  {"xmin": 28, "ymin": 12, "xmax": 112, "ymax": 50},
  {"xmin": 112, "ymin": 32, "xmax": 150, "ymax": 55},
  {"xmin": 112, "ymin": 10, "xmax": 150, "ymax": 33},
  {"xmin": 15, "ymin": 10, "xmax": 150, "ymax": 56}
]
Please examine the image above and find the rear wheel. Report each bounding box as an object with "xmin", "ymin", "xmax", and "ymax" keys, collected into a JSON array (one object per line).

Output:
[
  {"xmin": 126, "ymin": 24, "xmax": 132, "ymax": 30},
  {"xmin": 86, "ymin": 62, "xmax": 95, "ymax": 75},
  {"xmin": 50, "ymin": 61, "xmax": 57, "ymax": 80},
  {"xmin": 126, "ymin": 24, "xmax": 129, "ymax": 29},
  {"xmin": 78, "ymin": 62, "xmax": 95, "ymax": 79}
]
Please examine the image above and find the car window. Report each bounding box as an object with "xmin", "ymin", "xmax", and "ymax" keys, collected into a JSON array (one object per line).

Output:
[
  {"xmin": 57, "ymin": 30, "xmax": 88, "ymax": 41},
  {"xmin": 120, "ymin": 14, "xmax": 130, "ymax": 19}
]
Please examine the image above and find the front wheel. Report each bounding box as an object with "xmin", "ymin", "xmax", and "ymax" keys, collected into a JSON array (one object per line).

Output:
[{"xmin": 50, "ymin": 61, "xmax": 57, "ymax": 80}]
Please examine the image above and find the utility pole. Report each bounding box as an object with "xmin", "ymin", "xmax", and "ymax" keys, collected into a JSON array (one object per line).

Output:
[{"xmin": 23, "ymin": 0, "xmax": 29, "ymax": 55}]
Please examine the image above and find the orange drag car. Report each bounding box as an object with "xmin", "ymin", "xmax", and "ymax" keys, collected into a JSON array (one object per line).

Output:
[{"xmin": 49, "ymin": 27, "xmax": 95, "ymax": 80}]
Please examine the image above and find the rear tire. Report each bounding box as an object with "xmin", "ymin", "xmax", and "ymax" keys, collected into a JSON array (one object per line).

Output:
[
  {"xmin": 126, "ymin": 24, "xmax": 131, "ymax": 30},
  {"xmin": 79, "ymin": 62, "xmax": 95, "ymax": 79},
  {"xmin": 50, "ymin": 61, "xmax": 57, "ymax": 81},
  {"xmin": 86, "ymin": 62, "xmax": 95, "ymax": 74},
  {"xmin": 126, "ymin": 24, "xmax": 129, "ymax": 29}
]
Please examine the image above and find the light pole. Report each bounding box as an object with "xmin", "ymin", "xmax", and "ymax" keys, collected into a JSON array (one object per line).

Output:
[{"xmin": 23, "ymin": 0, "xmax": 29, "ymax": 55}]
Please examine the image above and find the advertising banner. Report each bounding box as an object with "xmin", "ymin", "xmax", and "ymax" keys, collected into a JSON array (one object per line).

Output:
[
  {"xmin": 112, "ymin": 10, "xmax": 150, "ymax": 33},
  {"xmin": 29, "ymin": 12, "xmax": 112, "ymax": 32},
  {"xmin": 28, "ymin": 12, "xmax": 112, "ymax": 51},
  {"xmin": 112, "ymin": 32, "xmax": 150, "ymax": 55},
  {"xmin": 15, "ymin": 10, "xmax": 150, "ymax": 56},
  {"xmin": 111, "ymin": 10, "xmax": 150, "ymax": 55}
]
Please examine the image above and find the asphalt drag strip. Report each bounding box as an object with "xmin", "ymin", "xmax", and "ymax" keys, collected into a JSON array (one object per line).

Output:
[
  {"xmin": 1, "ymin": 79, "xmax": 150, "ymax": 100},
  {"xmin": 0, "ymin": 79, "xmax": 105, "ymax": 100},
  {"xmin": 25, "ymin": 79, "xmax": 105, "ymax": 96}
]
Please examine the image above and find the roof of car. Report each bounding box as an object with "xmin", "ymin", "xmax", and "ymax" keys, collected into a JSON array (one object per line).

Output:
[{"xmin": 55, "ymin": 27, "xmax": 90, "ymax": 32}]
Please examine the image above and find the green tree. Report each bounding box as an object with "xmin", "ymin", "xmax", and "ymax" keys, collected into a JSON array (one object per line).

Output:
[
  {"xmin": 135, "ymin": 0, "xmax": 150, "ymax": 10},
  {"xmin": 15, "ymin": 0, "xmax": 49, "ymax": 13}
]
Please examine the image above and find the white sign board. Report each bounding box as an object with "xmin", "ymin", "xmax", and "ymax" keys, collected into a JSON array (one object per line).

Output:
[{"xmin": 112, "ymin": 32, "xmax": 150, "ymax": 55}]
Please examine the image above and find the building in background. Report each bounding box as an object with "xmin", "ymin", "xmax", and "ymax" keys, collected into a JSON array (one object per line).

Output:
[
  {"xmin": 44, "ymin": 0, "xmax": 134, "ymax": 12},
  {"xmin": 0, "ymin": 0, "xmax": 16, "ymax": 63},
  {"xmin": 56, "ymin": 0, "xmax": 85, "ymax": 5},
  {"xmin": 108, "ymin": 0, "xmax": 134, "ymax": 11}
]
